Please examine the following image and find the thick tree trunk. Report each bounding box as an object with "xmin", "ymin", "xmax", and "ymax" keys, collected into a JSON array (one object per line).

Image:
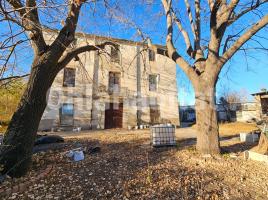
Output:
[
  {"xmin": 0, "ymin": 58, "xmax": 58, "ymax": 177},
  {"xmin": 194, "ymin": 82, "xmax": 220, "ymax": 154}
]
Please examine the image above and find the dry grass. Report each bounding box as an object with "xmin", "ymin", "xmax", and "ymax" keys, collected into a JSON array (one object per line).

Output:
[
  {"xmin": 219, "ymin": 122, "xmax": 259, "ymax": 137},
  {"xmin": 2, "ymin": 130, "xmax": 268, "ymax": 199}
]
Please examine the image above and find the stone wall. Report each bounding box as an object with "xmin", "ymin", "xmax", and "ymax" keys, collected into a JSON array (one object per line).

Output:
[{"xmin": 38, "ymin": 31, "xmax": 180, "ymax": 131}]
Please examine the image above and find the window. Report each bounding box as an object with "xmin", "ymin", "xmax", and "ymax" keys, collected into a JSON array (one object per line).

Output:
[
  {"xmin": 60, "ymin": 103, "xmax": 74, "ymax": 125},
  {"xmin": 108, "ymin": 72, "xmax": 120, "ymax": 94},
  {"xmin": 111, "ymin": 45, "xmax": 120, "ymax": 63},
  {"xmin": 149, "ymin": 74, "xmax": 159, "ymax": 91},
  {"xmin": 148, "ymin": 49, "xmax": 155, "ymax": 61},
  {"xmin": 63, "ymin": 68, "xmax": 76, "ymax": 87}
]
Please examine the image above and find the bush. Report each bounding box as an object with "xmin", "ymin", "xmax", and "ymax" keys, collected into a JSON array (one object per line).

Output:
[{"xmin": 0, "ymin": 80, "xmax": 25, "ymax": 133}]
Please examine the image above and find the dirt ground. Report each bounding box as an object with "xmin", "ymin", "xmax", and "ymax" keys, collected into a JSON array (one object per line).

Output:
[{"xmin": 1, "ymin": 123, "xmax": 268, "ymax": 200}]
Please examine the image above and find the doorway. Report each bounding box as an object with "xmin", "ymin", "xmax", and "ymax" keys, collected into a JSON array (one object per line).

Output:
[
  {"xmin": 105, "ymin": 102, "xmax": 123, "ymax": 129},
  {"xmin": 150, "ymin": 105, "xmax": 160, "ymax": 125}
]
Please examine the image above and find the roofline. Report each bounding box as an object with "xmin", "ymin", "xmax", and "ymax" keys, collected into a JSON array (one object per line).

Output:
[
  {"xmin": 43, "ymin": 28, "xmax": 166, "ymax": 49},
  {"xmin": 251, "ymin": 91, "xmax": 268, "ymax": 96}
]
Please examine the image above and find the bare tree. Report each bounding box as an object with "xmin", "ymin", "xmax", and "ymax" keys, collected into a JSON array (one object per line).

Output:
[
  {"xmin": 0, "ymin": 0, "xmax": 117, "ymax": 177},
  {"xmin": 218, "ymin": 87, "xmax": 246, "ymax": 122},
  {"xmin": 148, "ymin": 0, "xmax": 268, "ymax": 154}
]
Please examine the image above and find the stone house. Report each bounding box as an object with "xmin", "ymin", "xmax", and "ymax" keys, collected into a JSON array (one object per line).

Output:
[
  {"xmin": 38, "ymin": 30, "xmax": 180, "ymax": 130},
  {"xmin": 252, "ymin": 89, "xmax": 268, "ymax": 119}
]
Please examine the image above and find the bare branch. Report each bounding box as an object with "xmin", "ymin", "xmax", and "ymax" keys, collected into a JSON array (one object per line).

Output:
[
  {"xmin": 207, "ymin": 0, "xmax": 214, "ymax": 11},
  {"xmin": 184, "ymin": 0, "xmax": 197, "ymax": 41},
  {"xmin": 171, "ymin": 10, "xmax": 194, "ymax": 58},
  {"xmin": 228, "ymin": 0, "xmax": 268, "ymax": 26},
  {"xmin": 194, "ymin": 0, "xmax": 203, "ymax": 59},
  {"xmin": 6, "ymin": 0, "xmax": 47, "ymax": 54},
  {"xmin": 49, "ymin": 2, "xmax": 82, "ymax": 59},
  {"xmin": 57, "ymin": 42, "xmax": 116, "ymax": 69},
  {"xmin": 208, "ymin": 0, "xmax": 222, "ymax": 58},
  {"xmin": 161, "ymin": 0, "xmax": 196, "ymax": 79},
  {"xmin": 0, "ymin": 74, "xmax": 29, "ymax": 82},
  {"xmin": 220, "ymin": 14, "xmax": 268, "ymax": 66}
]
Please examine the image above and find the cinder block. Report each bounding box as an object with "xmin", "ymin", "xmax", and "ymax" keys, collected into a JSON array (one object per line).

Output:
[{"xmin": 244, "ymin": 150, "xmax": 268, "ymax": 164}]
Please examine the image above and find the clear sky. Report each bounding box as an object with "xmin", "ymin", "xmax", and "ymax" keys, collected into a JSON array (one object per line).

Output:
[
  {"xmin": 177, "ymin": 43, "xmax": 268, "ymax": 105},
  {"xmin": 1, "ymin": 1, "xmax": 268, "ymax": 106}
]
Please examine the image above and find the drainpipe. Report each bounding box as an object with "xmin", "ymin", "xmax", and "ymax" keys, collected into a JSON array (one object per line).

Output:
[
  {"xmin": 136, "ymin": 45, "xmax": 142, "ymax": 127},
  {"xmin": 91, "ymin": 50, "xmax": 100, "ymax": 129}
]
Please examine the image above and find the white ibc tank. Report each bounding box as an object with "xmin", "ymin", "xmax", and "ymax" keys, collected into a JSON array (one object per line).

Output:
[{"xmin": 151, "ymin": 124, "xmax": 176, "ymax": 147}]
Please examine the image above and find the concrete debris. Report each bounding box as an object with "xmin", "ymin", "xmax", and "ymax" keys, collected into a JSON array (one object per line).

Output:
[{"xmin": 244, "ymin": 150, "xmax": 268, "ymax": 164}]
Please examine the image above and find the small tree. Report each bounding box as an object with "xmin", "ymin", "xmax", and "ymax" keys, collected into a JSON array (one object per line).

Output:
[
  {"xmin": 148, "ymin": 0, "xmax": 268, "ymax": 154},
  {"xmin": 218, "ymin": 87, "xmax": 248, "ymax": 121}
]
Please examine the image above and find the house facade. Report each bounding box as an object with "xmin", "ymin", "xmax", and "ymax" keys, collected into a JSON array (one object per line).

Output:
[
  {"xmin": 180, "ymin": 102, "xmax": 260, "ymax": 123},
  {"xmin": 38, "ymin": 30, "xmax": 180, "ymax": 131},
  {"xmin": 252, "ymin": 90, "xmax": 268, "ymax": 119}
]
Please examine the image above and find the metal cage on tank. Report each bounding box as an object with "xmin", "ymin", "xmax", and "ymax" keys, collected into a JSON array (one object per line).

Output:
[{"xmin": 150, "ymin": 124, "xmax": 176, "ymax": 147}]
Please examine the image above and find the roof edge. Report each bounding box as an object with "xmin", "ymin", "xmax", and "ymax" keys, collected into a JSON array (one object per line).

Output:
[{"xmin": 43, "ymin": 28, "xmax": 166, "ymax": 49}]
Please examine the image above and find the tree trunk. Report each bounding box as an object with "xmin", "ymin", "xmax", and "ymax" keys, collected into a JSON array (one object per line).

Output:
[
  {"xmin": 0, "ymin": 58, "xmax": 58, "ymax": 177},
  {"xmin": 257, "ymin": 132, "xmax": 268, "ymax": 155},
  {"xmin": 194, "ymin": 82, "xmax": 220, "ymax": 154}
]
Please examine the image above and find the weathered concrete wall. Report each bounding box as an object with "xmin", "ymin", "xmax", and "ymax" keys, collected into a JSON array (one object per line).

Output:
[{"xmin": 39, "ymin": 31, "xmax": 180, "ymax": 130}]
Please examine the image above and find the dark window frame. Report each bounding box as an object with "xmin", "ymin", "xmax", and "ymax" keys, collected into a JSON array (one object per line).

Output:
[
  {"xmin": 59, "ymin": 103, "xmax": 74, "ymax": 126},
  {"xmin": 108, "ymin": 72, "xmax": 121, "ymax": 95},
  {"xmin": 149, "ymin": 74, "xmax": 159, "ymax": 91},
  {"xmin": 111, "ymin": 45, "xmax": 120, "ymax": 63},
  {"xmin": 148, "ymin": 49, "xmax": 155, "ymax": 61},
  {"xmin": 63, "ymin": 68, "xmax": 76, "ymax": 87}
]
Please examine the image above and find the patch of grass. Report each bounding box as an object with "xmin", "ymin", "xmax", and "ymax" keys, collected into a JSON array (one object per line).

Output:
[
  {"xmin": 219, "ymin": 122, "xmax": 259, "ymax": 137},
  {"xmin": 222, "ymin": 153, "xmax": 230, "ymax": 158}
]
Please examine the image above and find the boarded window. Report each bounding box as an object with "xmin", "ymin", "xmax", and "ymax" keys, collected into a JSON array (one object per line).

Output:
[
  {"xmin": 108, "ymin": 72, "xmax": 120, "ymax": 94},
  {"xmin": 111, "ymin": 46, "xmax": 120, "ymax": 63},
  {"xmin": 63, "ymin": 68, "xmax": 76, "ymax": 87},
  {"xmin": 261, "ymin": 98, "xmax": 268, "ymax": 114},
  {"xmin": 149, "ymin": 74, "xmax": 159, "ymax": 91},
  {"xmin": 148, "ymin": 49, "xmax": 155, "ymax": 61},
  {"xmin": 150, "ymin": 105, "xmax": 160, "ymax": 124},
  {"xmin": 60, "ymin": 103, "xmax": 74, "ymax": 125}
]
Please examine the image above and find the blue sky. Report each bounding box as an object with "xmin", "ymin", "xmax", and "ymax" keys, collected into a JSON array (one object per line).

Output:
[
  {"xmin": 1, "ymin": 1, "xmax": 268, "ymax": 106},
  {"xmin": 177, "ymin": 44, "xmax": 268, "ymax": 105}
]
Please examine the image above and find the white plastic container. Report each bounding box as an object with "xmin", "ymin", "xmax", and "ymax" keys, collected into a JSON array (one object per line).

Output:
[
  {"xmin": 240, "ymin": 133, "xmax": 259, "ymax": 143},
  {"xmin": 151, "ymin": 124, "xmax": 176, "ymax": 147}
]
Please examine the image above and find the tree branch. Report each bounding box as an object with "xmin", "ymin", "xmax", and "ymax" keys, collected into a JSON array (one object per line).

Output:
[
  {"xmin": 171, "ymin": 9, "xmax": 194, "ymax": 58},
  {"xmin": 207, "ymin": 0, "xmax": 214, "ymax": 11},
  {"xmin": 184, "ymin": 0, "xmax": 198, "ymax": 42},
  {"xmin": 161, "ymin": 0, "xmax": 196, "ymax": 79},
  {"xmin": 207, "ymin": 0, "xmax": 222, "ymax": 59},
  {"xmin": 6, "ymin": 0, "xmax": 47, "ymax": 55},
  {"xmin": 49, "ymin": 1, "xmax": 82, "ymax": 60},
  {"xmin": 0, "ymin": 74, "xmax": 29, "ymax": 82},
  {"xmin": 194, "ymin": 0, "xmax": 203, "ymax": 59},
  {"xmin": 228, "ymin": 0, "xmax": 268, "ymax": 26},
  {"xmin": 57, "ymin": 42, "xmax": 116, "ymax": 69},
  {"xmin": 220, "ymin": 14, "xmax": 268, "ymax": 66}
]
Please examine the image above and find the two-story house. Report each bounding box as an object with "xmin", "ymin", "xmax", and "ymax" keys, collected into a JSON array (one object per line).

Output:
[{"xmin": 38, "ymin": 30, "xmax": 180, "ymax": 130}]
